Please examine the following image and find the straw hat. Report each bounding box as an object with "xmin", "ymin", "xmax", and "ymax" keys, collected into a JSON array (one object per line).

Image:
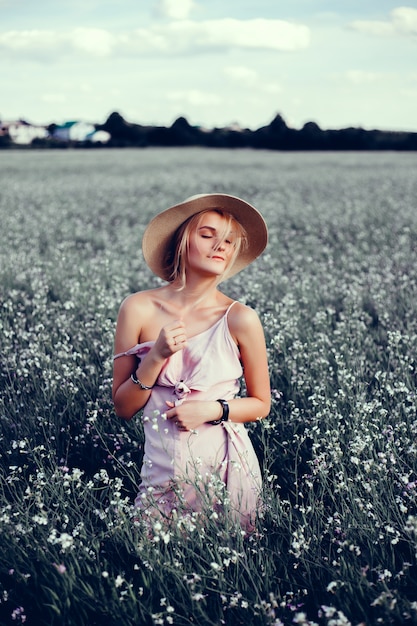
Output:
[{"xmin": 142, "ymin": 193, "xmax": 268, "ymax": 281}]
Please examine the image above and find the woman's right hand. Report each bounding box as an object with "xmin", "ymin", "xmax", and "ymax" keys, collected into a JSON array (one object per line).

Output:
[{"xmin": 152, "ymin": 320, "xmax": 188, "ymax": 359}]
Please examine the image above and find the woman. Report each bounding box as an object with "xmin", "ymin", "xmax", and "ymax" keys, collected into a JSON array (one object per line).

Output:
[{"xmin": 112, "ymin": 193, "xmax": 270, "ymax": 529}]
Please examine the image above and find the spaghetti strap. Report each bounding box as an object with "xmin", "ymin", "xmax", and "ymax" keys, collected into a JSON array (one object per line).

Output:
[{"xmin": 225, "ymin": 300, "xmax": 238, "ymax": 316}]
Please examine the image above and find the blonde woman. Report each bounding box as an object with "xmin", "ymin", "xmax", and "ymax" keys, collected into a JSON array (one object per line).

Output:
[{"xmin": 112, "ymin": 194, "xmax": 270, "ymax": 529}]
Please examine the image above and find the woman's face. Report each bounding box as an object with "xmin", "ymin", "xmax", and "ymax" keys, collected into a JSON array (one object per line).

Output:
[{"xmin": 186, "ymin": 211, "xmax": 236, "ymax": 277}]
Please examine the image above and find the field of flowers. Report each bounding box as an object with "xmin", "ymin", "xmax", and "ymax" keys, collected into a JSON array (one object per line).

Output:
[{"xmin": 1, "ymin": 147, "xmax": 417, "ymax": 626}]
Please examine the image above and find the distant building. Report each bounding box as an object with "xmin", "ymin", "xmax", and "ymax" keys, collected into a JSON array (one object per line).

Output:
[
  {"xmin": 88, "ymin": 129, "xmax": 111, "ymax": 143},
  {"xmin": 0, "ymin": 119, "xmax": 48, "ymax": 144},
  {"xmin": 52, "ymin": 121, "xmax": 110, "ymax": 143}
]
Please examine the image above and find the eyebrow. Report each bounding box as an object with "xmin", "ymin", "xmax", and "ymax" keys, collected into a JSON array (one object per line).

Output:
[
  {"xmin": 198, "ymin": 225, "xmax": 217, "ymax": 233},
  {"xmin": 198, "ymin": 225, "xmax": 235, "ymax": 236}
]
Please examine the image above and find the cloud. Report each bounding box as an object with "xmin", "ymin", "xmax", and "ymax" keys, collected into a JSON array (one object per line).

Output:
[
  {"xmin": 392, "ymin": 6, "xmax": 417, "ymax": 35},
  {"xmin": 346, "ymin": 70, "xmax": 383, "ymax": 84},
  {"xmin": 0, "ymin": 27, "xmax": 116, "ymax": 60},
  {"xmin": 350, "ymin": 6, "xmax": 417, "ymax": 38},
  {"xmin": 0, "ymin": 29, "xmax": 65, "ymax": 60},
  {"xmin": 71, "ymin": 27, "xmax": 115, "ymax": 57},
  {"xmin": 223, "ymin": 66, "xmax": 258, "ymax": 85},
  {"xmin": 262, "ymin": 83, "xmax": 282, "ymax": 94},
  {"xmin": 0, "ymin": 18, "xmax": 310, "ymax": 62},
  {"xmin": 349, "ymin": 20, "xmax": 394, "ymax": 36},
  {"xmin": 223, "ymin": 65, "xmax": 282, "ymax": 94},
  {"xmin": 180, "ymin": 18, "xmax": 310, "ymax": 52},
  {"xmin": 156, "ymin": 0, "xmax": 195, "ymax": 20},
  {"xmin": 166, "ymin": 90, "xmax": 222, "ymax": 107}
]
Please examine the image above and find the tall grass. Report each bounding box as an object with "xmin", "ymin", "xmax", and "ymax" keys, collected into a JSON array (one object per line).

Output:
[{"xmin": 1, "ymin": 148, "xmax": 417, "ymax": 625}]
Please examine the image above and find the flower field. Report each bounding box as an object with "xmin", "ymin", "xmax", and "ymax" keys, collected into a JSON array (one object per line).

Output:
[{"xmin": 1, "ymin": 147, "xmax": 417, "ymax": 626}]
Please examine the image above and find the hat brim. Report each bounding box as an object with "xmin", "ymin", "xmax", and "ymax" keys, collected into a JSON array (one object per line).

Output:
[{"xmin": 142, "ymin": 193, "xmax": 268, "ymax": 281}]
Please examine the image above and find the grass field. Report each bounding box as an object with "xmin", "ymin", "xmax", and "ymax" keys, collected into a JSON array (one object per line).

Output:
[{"xmin": 1, "ymin": 147, "xmax": 417, "ymax": 626}]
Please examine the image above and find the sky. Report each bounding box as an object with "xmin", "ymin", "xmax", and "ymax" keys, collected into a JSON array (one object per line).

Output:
[{"xmin": 1, "ymin": 0, "xmax": 417, "ymax": 132}]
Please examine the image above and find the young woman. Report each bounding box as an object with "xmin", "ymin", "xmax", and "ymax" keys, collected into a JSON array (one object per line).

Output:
[{"xmin": 112, "ymin": 193, "xmax": 270, "ymax": 529}]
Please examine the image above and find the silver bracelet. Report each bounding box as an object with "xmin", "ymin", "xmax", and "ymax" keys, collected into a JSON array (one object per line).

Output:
[{"xmin": 130, "ymin": 373, "xmax": 154, "ymax": 390}]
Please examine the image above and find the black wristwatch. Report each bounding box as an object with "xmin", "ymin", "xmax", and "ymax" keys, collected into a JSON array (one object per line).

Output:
[{"xmin": 209, "ymin": 399, "xmax": 230, "ymax": 425}]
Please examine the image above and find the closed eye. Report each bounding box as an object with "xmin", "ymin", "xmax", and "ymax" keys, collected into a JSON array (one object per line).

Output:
[{"xmin": 198, "ymin": 226, "xmax": 235, "ymax": 246}]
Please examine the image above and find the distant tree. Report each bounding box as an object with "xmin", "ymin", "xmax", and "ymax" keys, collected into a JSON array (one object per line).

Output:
[{"xmin": 100, "ymin": 112, "xmax": 147, "ymax": 146}]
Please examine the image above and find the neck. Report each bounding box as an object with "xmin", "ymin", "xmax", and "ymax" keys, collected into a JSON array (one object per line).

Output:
[{"xmin": 168, "ymin": 276, "xmax": 220, "ymax": 308}]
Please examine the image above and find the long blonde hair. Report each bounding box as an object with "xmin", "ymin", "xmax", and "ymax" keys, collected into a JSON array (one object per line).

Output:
[{"xmin": 166, "ymin": 209, "xmax": 248, "ymax": 289}]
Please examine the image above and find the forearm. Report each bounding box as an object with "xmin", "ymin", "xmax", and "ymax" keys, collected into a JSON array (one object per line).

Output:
[
  {"xmin": 226, "ymin": 396, "xmax": 270, "ymax": 424},
  {"xmin": 113, "ymin": 351, "xmax": 167, "ymax": 420},
  {"xmin": 165, "ymin": 394, "xmax": 270, "ymax": 432},
  {"xmin": 185, "ymin": 396, "xmax": 270, "ymax": 425}
]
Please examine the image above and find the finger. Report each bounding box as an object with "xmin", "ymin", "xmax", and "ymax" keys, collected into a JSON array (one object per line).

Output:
[
  {"xmin": 172, "ymin": 334, "xmax": 187, "ymax": 348},
  {"xmin": 165, "ymin": 405, "xmax": 177, "ymax": 420}
]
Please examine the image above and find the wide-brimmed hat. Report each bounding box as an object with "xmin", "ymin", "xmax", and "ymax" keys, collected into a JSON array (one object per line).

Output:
[{"xmin": 142, "ymin": 193, "xmax": 268, "ymax": 281}]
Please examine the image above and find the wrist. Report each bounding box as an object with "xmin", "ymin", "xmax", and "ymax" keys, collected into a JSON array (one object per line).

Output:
[
  {"xmin": 209, "ymin": 399, "xmax": 229, "ymax": 425},
  {"xmin": 130, "ymin": 370, "xmax": 154, "ymax": 390},
  {"xmin": 148, "ymin": 347, "xmax": 168, "ymax": 365}
]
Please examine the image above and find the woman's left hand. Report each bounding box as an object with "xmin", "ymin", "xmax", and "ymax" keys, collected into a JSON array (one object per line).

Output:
[{"xmin": 165, "ymin": 400, "xmax": 221, "ymax": 432}]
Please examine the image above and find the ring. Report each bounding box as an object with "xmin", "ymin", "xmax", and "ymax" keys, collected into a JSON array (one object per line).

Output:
[{"xmin": 175, "ymin": 420, "xmax": 179, "ymax": 426}]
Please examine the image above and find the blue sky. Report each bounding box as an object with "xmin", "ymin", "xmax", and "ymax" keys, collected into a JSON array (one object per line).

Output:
[{"xmin": 1, "ymin": 0, "xmax": 416, "ymax": 131}]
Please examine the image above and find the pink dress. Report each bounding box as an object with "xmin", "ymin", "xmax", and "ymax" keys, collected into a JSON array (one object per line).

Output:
[{"xmin": 114, "ymin": 302, "xmax": 262, "ymax": 528}]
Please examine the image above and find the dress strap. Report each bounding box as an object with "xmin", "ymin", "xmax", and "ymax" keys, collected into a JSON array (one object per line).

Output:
[{"xmin": 225, "ymin": 300, "xmax": 238, "ymax": 317}]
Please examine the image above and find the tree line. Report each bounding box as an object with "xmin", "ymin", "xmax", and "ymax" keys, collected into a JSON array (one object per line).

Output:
[{"xmin": 2, "ymin": 111, "xmax": 417, "ymax": 150}]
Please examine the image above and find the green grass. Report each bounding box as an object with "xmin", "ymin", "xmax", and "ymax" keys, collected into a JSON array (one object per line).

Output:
[{"xmin": 1, "ymin": 148, "xmax": 417, "ymax": 625}]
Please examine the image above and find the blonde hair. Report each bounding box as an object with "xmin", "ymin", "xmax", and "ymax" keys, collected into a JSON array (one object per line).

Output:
[{"xmin": 166, "ymin": 209, "xmax": 248, "ymax": 289}]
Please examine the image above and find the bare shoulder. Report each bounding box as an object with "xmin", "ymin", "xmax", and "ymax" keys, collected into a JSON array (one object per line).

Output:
[
  {"xmin": 114, "ymin": 288, "xmax": 164, "ymax": 354},
  {"xmin": 116, "ymin": 288, "xmax": 163, "ymax": 339},
  {"xmin": 118, "ymin": 288, "xmax": 161, "ymax": 317},
  {"xmin": 227, "ymin": 301, "xmax": 263, "ymax": 338}
]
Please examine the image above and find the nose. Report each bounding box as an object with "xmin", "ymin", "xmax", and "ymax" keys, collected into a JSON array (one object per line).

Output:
[{"xmin": 214, "ymin": 239, "xmax": 226, "ymax": 251}]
